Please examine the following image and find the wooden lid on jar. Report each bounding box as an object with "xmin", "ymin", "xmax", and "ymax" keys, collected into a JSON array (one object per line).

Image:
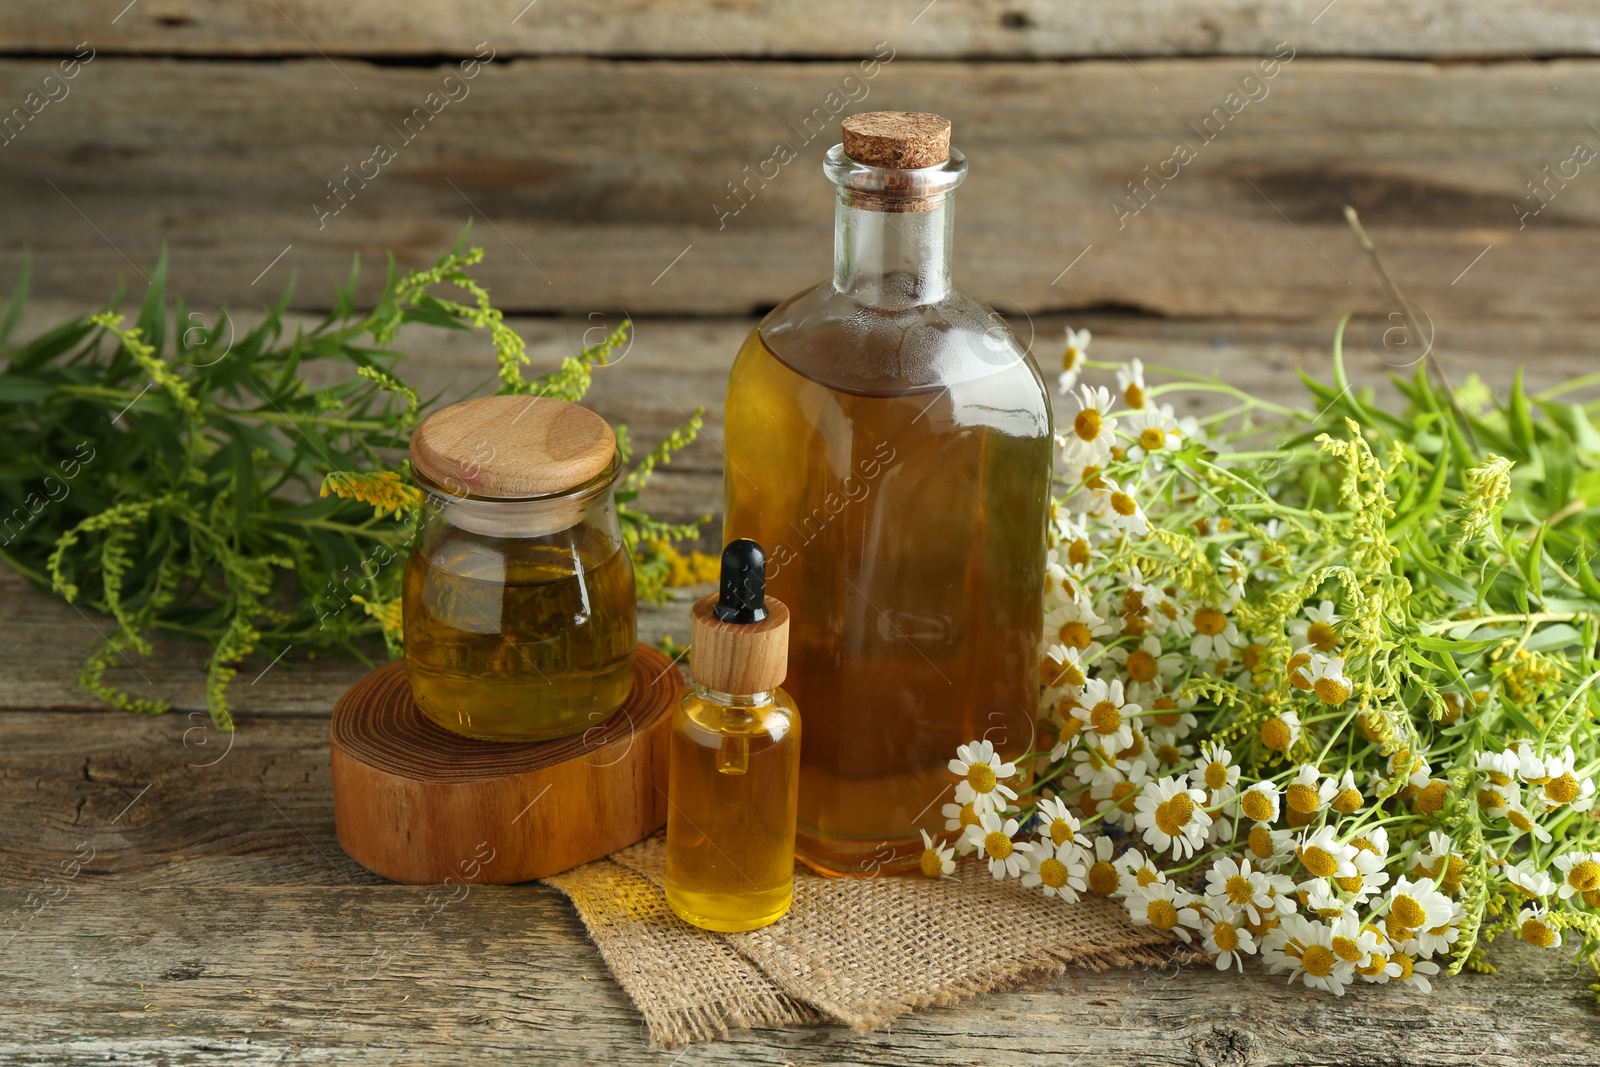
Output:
[
  {"xmin": 409, "ymin": 395, "xmax": 616, "ymax": 499},
  {"xmin": 842, "ymin": 111, "xmax": 952, "ymax": 169}
]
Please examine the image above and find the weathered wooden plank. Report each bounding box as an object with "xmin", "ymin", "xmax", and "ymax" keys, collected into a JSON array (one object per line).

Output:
[
  {"xmin": 4, "ymin": 309, "xmax": 1596, "ymax": 717},
  {"xmin": 3, "ymin": 709, "xmax": 1598, "ymax": 1065},
  {"xmin": 0, "ymin": 58, "xmax": 1595, "ymax": 318},
  {"xmin": 8, "ymin": 1, "xmax": 1600, "ymax": 59}
]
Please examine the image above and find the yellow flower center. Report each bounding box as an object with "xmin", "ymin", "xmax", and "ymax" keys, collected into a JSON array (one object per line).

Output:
[
  {"xmin": 1356, "ymin": 953, "xmax": 1389, "ymax": 978},
  {"xmin": 957, "ymin": 802, "xmax": 979, "ymax": 831},
  {"xmin": 1155, "ymin": 793, "xmax": 1195, "ymax": 836},
  {"xmin": 966, "ymin": 762, "xmax": 997, "ymax": 794},
  {"xmin": 1136, "ymin": 867, "xmax": 1160, "ymax": 888},
  {"xmin": 1039, "ymin": 857, "xmax": 1070, "ymax": 889},
  {"xmin": 1242, "ymin": 643, "xmax": 1264, "ymax": 670},
  {"xmin": 1138, "ymin": 426, "xmax": 1165, "ymax": 450},
  {"xmin": 1124, "ymin": 383, "xmax": 1146, "ymax": 409},
  {"xmin": 1299, "ymin": 845, "xmax": 1338, "ymax": 879},
  {"xmin": 1067, "ymin": 538, "xmax": 1091, "ymax": 568},
  {"xmin": 1193, "ymin": 607, "xmax": 1227, "ymax": 636},
  {"xmin": 1063, "ymin": 346, "xmax": 1082, "ymax": 370},
  {"xmin": 1331, "ymin": 935, "xmax": 1364, "ymax": 963},
  {"xmin": 1508, "ymin": 808, "xmax": 1534, "ymax": 833},
  {"xmin": 1332, "ymin": 787, "xmax": 1363, "ymax": 814},
  {"xmin": 1546, "ymin": 773, "xmax": 1582, "ymax": 805},
  {"xmin": 1241, "ymin": 790, "xmax": 1274, "ymax": 822},
  {"xmin": 1212, "ymin": 921, "xmax": 1239, "ymax": 953},
  {"xmin": 1286, "ymin": 782, "xmax": 1320, "ymax": 815},
  {"xmin": 1110, "ymin": 491, "xmax": 1138, "ymax": 517},
  {"xmin": 1225, "ymin": 874, "xmax": 1254, "ymax": 905},
  {"xmin": 1392, "ymin": 952, "xmax": 1415, "ymax": 981},
  {"xmin": 1081, "ymin": 465, "xmax": 1106, "ymax": 490},
  {"xmin": 1486, "ymin": 770, "xmax": 1512, "ymax": 788},
  {"xmin": 920, "ymin": 848, "xmax": 946, "ymax": 878},
  {"xmin": 1260, "ymin": 718, "xmax": 1292, "ymax": 752},
  {"xmin": 1391, "ymin": 894, "xmax": 1427, "ymax": 930},
  {"xmin": 1476, "ymin": 788, "xmax": 1504, "ymax": 811},
  {"xmin": 1111, "ymin": 781, "xmax": 1140, "ymax": 813},
  {"xmin": 1414, "ymin": 781, "xmax": 1447, "ymax": 815},
  {"xmin": 1151, "ymin": 699, "xmax": 1181, "ymax": 727},
  {"xmin": 1313, "ymin": 677, "xmax": 1350, "ymax": 704},
  {"xmin": 1336, "ymin": 873, "xmax": 1364, "ymax": 893},
  {"xmin": 1125, "ymin": 649, "xmax": 1158, "ymax": 682},
  {"xmin": 1205, "ymin": 762, "xmax": 1229, "ymax": 791},
  {"xmin": 1305, "ymin": 620, "xmax": 1339, "ymax": 652},
  {"xmin": 1520, "ymin": 918, "xmax": 1556, "ymax": 947},
  {"xmin": 1090, "ymin": 701, "xmax": 1122, "ymax": 735},
  {"xmin": 1301, "ymin": 944, "xmax": 1336, "ymax": 978},
  {"xmin": 983, "ymin": 830, "xmax": 1013, "ymax": 861},
  {"xmin": 1146, "ymin": 899, "xmax": 1178, "ymax": 930},
  {"xmin": 1088, "ymin": 861, "xmax": 1119, "ymax": 895},
  {"xmin": 1060, "ymin": 621, "xmax": 1093, "ymax": 650},
  {"xmin": 1248, "ymin": 825, "xmax": 1275, "ymax": 860},
  {"xmin": 1074, "ymin": 408, "xmax": 1103, "ymax": 442},
  {"xmin": 1569, "ymin": 860, "xmax": 1600, "ymax": 892},
  {"xmin": 1154, "ymin": 743, "xmax": 1179, "ymax": 765}
]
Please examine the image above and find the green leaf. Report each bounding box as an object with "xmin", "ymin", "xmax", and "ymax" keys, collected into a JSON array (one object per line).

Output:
[
  {"xmin": 135, "ymin": 247, "xmax": 169, "ymax": 357},
  {"xmin": 0, "ymin": 250, "xmax": 30, "ymax": 349},
  {"xmin": 1415, "ymin": 554, "xmax": 1477, "ymax": 604},
  {"xmin": 1507, "ymin": 366, "xmax": 1537, "ymax": 464}
]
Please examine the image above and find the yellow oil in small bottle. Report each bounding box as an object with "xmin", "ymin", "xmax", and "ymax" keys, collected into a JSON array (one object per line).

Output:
[
  {"xmin": 665, "ymin": 540, "xmax": 800, "ymax": 932},
  {"xmin": 402, "ymin": 521, "xmax": 636, "ymax": 742}
]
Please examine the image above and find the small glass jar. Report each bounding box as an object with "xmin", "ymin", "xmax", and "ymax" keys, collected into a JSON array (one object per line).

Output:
[{"xmin": 402, "ymin": 397, "xmax": 637, "ymax": 742}]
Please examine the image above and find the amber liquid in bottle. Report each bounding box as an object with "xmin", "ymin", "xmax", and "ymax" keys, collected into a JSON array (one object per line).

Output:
[
  {"xmin": 403, "ymin": 521, "xmax": 637, "ymax": 741},
  {"xmin": 664, "ymin": 685, "xmax": 800, "ymax": 931}
]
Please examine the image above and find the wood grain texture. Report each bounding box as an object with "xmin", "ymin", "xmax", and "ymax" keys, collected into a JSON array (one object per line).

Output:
[
  {"xmin": 331, "ymin": 652, "xmax": 679, "ymax": 885},
  {"xmin": 3, "ymin": 708, "xmax": 1599, "ymax": 1064},
  {"xmin": 409, "ymin": 395, "xmax": 617, "ymax": 499},
  {"xmin": 688, "ymin": 593, "xmax": 789, "ymax": 693},
  {"xmin": 7, "ymin": 1, "xmax": 1600, "ymax": 59},
  {"xmin": 0, "ymin": 58, "xmax": 1596, "ymax": 317},
  {"xmin": 3, "ymin": 311, "xmax": 1595, "ymax": 719}
]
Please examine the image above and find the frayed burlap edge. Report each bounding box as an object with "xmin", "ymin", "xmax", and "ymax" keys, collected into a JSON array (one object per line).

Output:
[{"xmin": 543, "ymin": 858, "xmax": 820, "ymax": 1048}]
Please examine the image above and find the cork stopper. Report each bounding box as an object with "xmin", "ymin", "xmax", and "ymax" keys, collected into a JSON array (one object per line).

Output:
[
  {"xmin": 409, "ymin": 395, "xmax": 615, "ymax": 499},
  {"xmin": 690, "ymin": 540, "xmax": 789, "ymax": 693},
  {"xmin": 842, "ymin": 112, "xmax": 952, "ymax": 169}
]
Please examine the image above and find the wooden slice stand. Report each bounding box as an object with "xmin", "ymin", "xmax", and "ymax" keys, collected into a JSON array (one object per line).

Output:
[{"xmin": 331, "ymin": 644, "xmax": 682, "ymax": 885}]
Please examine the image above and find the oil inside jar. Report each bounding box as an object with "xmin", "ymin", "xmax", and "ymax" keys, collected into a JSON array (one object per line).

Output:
[
  {"xmin": 402, "ymin": 521, "xmax": 636, "ymax": 742},
  {"xmin": 664, "ymin": 688, "xmax": 799, "ymax": 932}
]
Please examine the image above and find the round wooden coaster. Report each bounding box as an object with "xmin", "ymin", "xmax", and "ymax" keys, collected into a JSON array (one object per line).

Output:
[{"xmin": 331, "ymin": 644, "xmax": 682, "ymax": 885}]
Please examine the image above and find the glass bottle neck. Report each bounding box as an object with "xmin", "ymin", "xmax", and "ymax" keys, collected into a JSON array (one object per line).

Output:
[
  {"xmin": 692, "ymin": 683, "xmax": 774, "ymax": 708},
  {"xmin": 832, "ymin": 198, "xmax": 954, "ymax": 308}
]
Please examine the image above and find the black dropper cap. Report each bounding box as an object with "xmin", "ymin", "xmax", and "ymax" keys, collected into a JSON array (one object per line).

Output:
[{"xmin": 713, "ymin": 538, "xmax": 768, "ymax": 624}]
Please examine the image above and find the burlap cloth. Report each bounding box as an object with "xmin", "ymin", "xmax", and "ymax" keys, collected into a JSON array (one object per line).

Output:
[{"xmin": 544, "ymin": 834, "xmax": 1192, "ymax": 1048}]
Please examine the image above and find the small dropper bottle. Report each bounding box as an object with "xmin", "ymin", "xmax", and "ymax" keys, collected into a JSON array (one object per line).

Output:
[{"xmin": 664, "ymin": 539, "xmax": 800, "ymax": 932}]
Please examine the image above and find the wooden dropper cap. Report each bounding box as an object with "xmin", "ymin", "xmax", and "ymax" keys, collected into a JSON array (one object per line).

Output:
[{"xmin": 690, "ymin": 540, "xmax": 790, "ymax": 694}]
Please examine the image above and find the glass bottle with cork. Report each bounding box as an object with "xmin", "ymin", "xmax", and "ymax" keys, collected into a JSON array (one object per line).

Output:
[
  {"xmin": 721, "ymin": 112, "xmax": 1052, "ymax": 875},
  {"xmin": 403, "ymin": 395, "xmax": 637, "ymax": 742},
  {"xmin": 665, "ymin": 539, "xmax": 800, "ymax": 931}
]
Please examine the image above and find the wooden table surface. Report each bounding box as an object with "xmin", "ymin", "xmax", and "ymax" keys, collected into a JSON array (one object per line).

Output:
[{"xmin": 4, "ymin": 563, "xmax": 1600, "ymax": 1066}]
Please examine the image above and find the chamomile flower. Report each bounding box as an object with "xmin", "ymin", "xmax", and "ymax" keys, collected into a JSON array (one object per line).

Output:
[
  {"xmin": 1260, "ymin": 913, "xmax": 1313, "ymax": 975},
  {"xmin": 1297, "ymin": 825, "xmax": 1358, "ymax": 881},
  {"xmin": 1198, "ymin": 910, "xmax": 1257, "ymax": 972},
  {"xmin": 1503, "ymin": 794, "xmax": 1552, "ymax": 843},
  {"xmin": 1304, "ymin": 654, "xmax": 1353, "ymax": 705},
  {"xmin": 1147, "ymin": 696, "xmax": 1198, "ymax": 738},
  {"xmin": 1259, "ymin": 710, "xmax": 1302, "ymax": 754},
  {"xmin": 964, "ymin": 810, "xmax": 1034, "ymax": 880},
  {"xmin": 1388, "ymin": 939, "xmax": 1442, "ymax": 992},
  {"xmin": 949, "ymin": 739, "xmax": 1019, "ymax": 815},
  {"xmin": 1329, "ymin": 770, "xmax": 1364, "ymax": 815},
  {"xmin": 1116, "ymin": 357, "xmax": 1148, "ymax": 410},
  {"xmin": 1040, "ymin": 641, "xmax": 1089, "ymax": 691},
  {"xmin": 1552, "ymin": 851, "xmax": 1600, "ymax": 901},
  {"xmin": 1516, "ymin": 904, "xmax": 1562, "ymax": 949},
  {"xmin": 1217, "ymin": 551, "xmax": 1249, "ymax": 604},
  {"xmin": 1106, "ymin": 635, "xmax": 1183, "ymax": 691},
  {"xmin": 1299, "ymin": 882, "xmax": 1349, "ymax": 921},
  {"xmin": 1336, "ymin": 843, "xmax": 1391, "ymax": 902},
  {"xmin": 1382, "ymin": 877, "xmax": 1454, "ymax": 940},
  {"xmin": 918, "ymin": 830, "xmax": 956, "ymax": 879},
  {"xmin": 1113, "ymin": 847, "xmax": 1166, "ymax": 898},
  {"xmin": 1191, "ymin": 741, "xmax": 1241, "ymax": 806},
  {"xmin": 1189, "ymin": 604, "xmax": 1241, "ymax": 663},
  {"xmin": 1034, "ymin": 796, "xmax": 1082, "ymax": 849},
  {"xmin": 1477, "ymin": 749, "xmax": 1520, "ymax": 788},
  {"xmin": 1057, "ymin": 326, "xmax": 1091, "ymax": 394},
  {"xmin": 941, "ymin": 800, "xmax": 981, "ymax": 854},
  {"xmin": 1084, "ymin": 835, "xmax": 1121, "ymax": 896},
  {"xmin": 1125, "ymin": 880, "xmax": 1196, "ymax": 944},
  {"xmin": 1044, "ymin": 598, "xmax": 1111, "ymax": 659},
  {"xmin": 1245, "ymin": 822, "xmax": 1296, "ymax": 868},
  {"xmin": 1205, "ymin": 856, "xmax": 1273, "ymax": 925},
  {"xmin": 1065, "ymin": 384, "xmax": 1118, "ymax": 463},
  {"xmin": 1021, "ymin": 839, "xmax": 1089, "ymax": 902},
  {"xmin": 1538, "ymin": 746, "xmax": 1595, "ymax": 812},
  {"xmin": 1287, "ymin": 600, "xmax": 1342, "ymax": 653},
  {"xmin": 1284, "ymin": 764, "xmax": 1336, "ymax": 817},
  {"xmin": 1071, "ymin": 676, "xmax": 1140, "ymax": 752},
  {"xmin": 1328, "ymin": 914, "xmax": 1385, "ymax": 971},
  {"xmin": 1410, "ymin": 899, "xmax": 1464, "ymax": 958},
  {"xmin": 1133, "ymin": 775, "xmax": 1213, "ymax": 860},
  {"xmin": 1237, "ymin": 781, "xmax": 1281, "ymax": 824},
  {"xmin": 1286, "ymin": 918, "xmax": 1355, "ymax": 995},
  {"xmin": 1090, "ymin": 477, "xmax": 1150, "ymax": 538},
  {"xmin": 1504, "ymin": 859, "xmax": 1557, "ymax": 899},
  {"xmin": 1124, "ymin": 406, "xmax": 1182, "ymax": 468}
]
